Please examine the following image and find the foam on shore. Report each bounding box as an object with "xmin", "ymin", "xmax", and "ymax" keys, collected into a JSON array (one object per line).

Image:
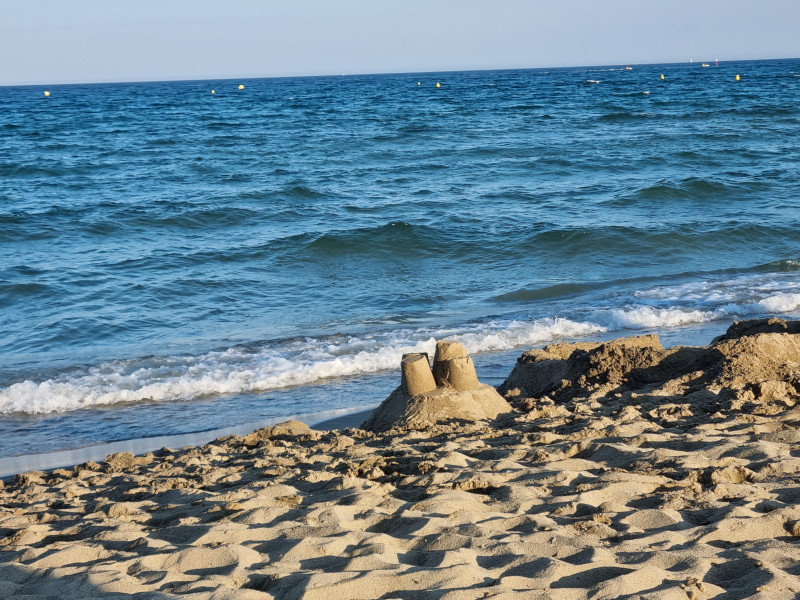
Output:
[{"xmin": 3, "ymin": 268, "xmax": 800, "ymax": 417}]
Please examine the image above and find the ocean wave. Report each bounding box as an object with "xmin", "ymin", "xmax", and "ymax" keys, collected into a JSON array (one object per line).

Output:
[
  {"xmin": 306, "ymin": 221, "xmax": 440, "ymax": 257},
  {"xmin": 125, "ymin": 206, "xmax": 263, "ymax": 230},
  {"xmin": 754, "ymin": 293, "xmax": 800, "ymax": 313},
  {"xmin": 0, "ymin": 282, "xmax": 51, "ymax": 300},
  {"xmin": 508, "ymin": 104, "xmax": 546, "ymax": 111},
  {"xmin": 598, "ymin": 112, "xmax": 654, "ymax": 123},
  {"xmin": 601, "ymin": 294, "xmax": 800, "ymax": 330},
  {"xmin": 280, "ymin": 185, "xmax": 326, "ymax": 199},
  {"xmin": 206, "ymin": 121, "xmax": 248, "ymax": 129},
  {"xmin": 6, "ymin": 280, "xmax": 800, "ymax": 415},
  {"xmin": 752, "ymin": 259, "xmax": 800, "ymax": 273},
  {"xmin": 522, "ymin": 223, "xmax": 796, "ymax": 258},
  {"xmin": 604, "ymin": 306, "xmax": 716, "ymax": 329},
  {"xmin": 493, "ymin": 283, "xmax": 595, "ymax": 302},
  {"xmin": 0, "ymin": 163, "xmax": 67, "ymax": 178},
  {"xmin": 494, "ymin": 259, "xmax": 800, "ymax": 307},
  {"xmin": 0, "ymin": 317, "xmax": 603, "ymax": 414},
  {"xmin": 634, "ymin": 178, "xmax": 747, "ymax": 201}
]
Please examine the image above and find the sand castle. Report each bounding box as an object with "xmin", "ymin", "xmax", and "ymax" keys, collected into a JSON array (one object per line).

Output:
[{"xmin": 362, "ymin": 340, "xmax": 511, "ymax": 432}]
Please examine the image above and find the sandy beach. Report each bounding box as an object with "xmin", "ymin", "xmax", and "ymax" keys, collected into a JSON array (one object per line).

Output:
[{"xmin": 3, "ymin": 318, "xmax": 800, "ymax": 599}]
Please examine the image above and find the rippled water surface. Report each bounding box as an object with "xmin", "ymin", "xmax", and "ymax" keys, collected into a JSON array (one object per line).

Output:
[{"xmin": 2, "ymin": 59, "xmax": 800, "ymax": 456}]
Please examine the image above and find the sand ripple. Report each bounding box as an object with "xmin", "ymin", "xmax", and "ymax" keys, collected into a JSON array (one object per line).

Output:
[{"xmin": 0, "ymin": 408, "xmax": 799, "ymax": 599}]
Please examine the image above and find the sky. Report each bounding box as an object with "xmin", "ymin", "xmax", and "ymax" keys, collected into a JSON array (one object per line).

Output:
[{"xmin": 2, "ymin": 0, "xmax": 799, "ymax": 85}]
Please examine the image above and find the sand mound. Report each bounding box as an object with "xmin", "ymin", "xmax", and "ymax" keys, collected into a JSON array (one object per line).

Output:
[
  {"xmin": 362, "ymin": 340, "xmax": 511, "ymax": 432},
  {"xmin": 500, "ymin": 318, "xmax": 800, "ymax": 422}
]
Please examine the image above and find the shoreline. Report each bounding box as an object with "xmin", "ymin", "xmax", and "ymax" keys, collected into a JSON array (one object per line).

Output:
[
  {"xmin": 0, "ymin": 318, "xmax": 736, "ymax": 467},
  {"xmin": 0, "ymin": 405, "xmax": 376, "ymax": 480},
  {"xmin": 3, "ymin": 320, "xmax": 800, "ymax": 598},
  {"xmin": 0, "ymin": 315, "xmax": 787, "ymax": 479}
]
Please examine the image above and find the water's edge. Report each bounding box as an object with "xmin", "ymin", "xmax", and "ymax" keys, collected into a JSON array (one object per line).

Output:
[{"xmin": 0, "ymin": 404, "xmax": 377, "ymax": 479}]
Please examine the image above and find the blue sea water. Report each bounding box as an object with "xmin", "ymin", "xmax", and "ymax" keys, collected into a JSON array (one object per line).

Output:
[{"xmin": 2, "ymin": 59, "xmax": 800, "ymax": 458}]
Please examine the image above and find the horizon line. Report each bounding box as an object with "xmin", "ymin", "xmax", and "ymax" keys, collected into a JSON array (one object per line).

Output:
[{"xmin": 2, "ymin": 55, "xmax": 798, "ymax": 88}]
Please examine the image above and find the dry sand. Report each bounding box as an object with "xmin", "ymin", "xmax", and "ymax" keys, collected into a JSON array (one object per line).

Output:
[{"xmin": 2, "ymin": 319, "xmax": 800, "ymax": 599}]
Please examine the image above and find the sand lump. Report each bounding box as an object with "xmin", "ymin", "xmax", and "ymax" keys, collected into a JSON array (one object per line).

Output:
[
  {"xmin": 500, "ymin": 317, "xmax": 800, "ymax": 424},
  {"xmin": 362, "ymin": 340, "xmax": 511, "ymax": 432}
]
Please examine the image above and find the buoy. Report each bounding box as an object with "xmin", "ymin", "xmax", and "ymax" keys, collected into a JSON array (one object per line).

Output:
[
  {"xmin": 238, "ymin": 84, "xmax": 244, "ymax": 90},
  {"xmin": 660, "ymin": 74, "xmax": 664, "ymax": 80},
  {"xmin": 735, "ymin": 74, "xmax": 740, "ymax": 81},
  {"xmin": 211, "ymin": 89, "xmax": 215, "ymax": 94},
  {"xmin": 436, "ymin": 82, "xmax": 441, "ymax": 88},
  {"xmin": 43, "ymin": 91, "xmax": 50, "ymax": 97},
  {"xmin": 417, "ymin": 82, "xmax": 421, "ymax": 86}
]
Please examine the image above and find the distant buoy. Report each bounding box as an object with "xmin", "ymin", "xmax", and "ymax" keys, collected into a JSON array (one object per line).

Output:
[
  {"xmin": 735, "ymin": 74, "xmax": 740, "ymax": 81},
  {"xmin": 660, "ymin": 74, "xmax": 664, "ymax": 80},
  {"xmin": 43, "ymin": 91, "xmax": 50, "ymax": 97},
  {"xmin": 417, "ymin": 82, "xmax": 421, "ymax": 86},
  {"xmin": 211, "ymin": 89, "xmax": 215, "ymax": 94},
  {"xmin": 238, "ymin": 84, "xmax": 244, "ymax": 90},
  {"xmin": 436, "ymin": 82, "xmax": 441, "ymax": 88}
]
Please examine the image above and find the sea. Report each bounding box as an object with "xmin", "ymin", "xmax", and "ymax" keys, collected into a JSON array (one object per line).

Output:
[{"xmin": 2, "ymin": 58, "xmax": 800, "ymax": 465}]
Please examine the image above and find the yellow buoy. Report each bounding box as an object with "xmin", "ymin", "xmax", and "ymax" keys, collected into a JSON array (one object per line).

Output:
[
  {"xmin": 660, "ymin": 74, "xmax": 664, "ymax": 80},
  {"xmin": 211, "ymin": 89, "xmax": 215, "ymax": 94},
  {"xmin": 238, "ymin": 84, "xmax": 244, "ymax": 90},
  {"xmin": 436, "ymin": 82, "xmax": 441, "ymax": 88},
  {"xmin": 417, "ymin": 82, "xmax": 421, "ymax": 86},
  {"xmin": 735, "ymin": 74, "xmax": 740, "ymax": 81},
  {"xmin": 43, "ymin": 90, "xmax": 50, "ymax": 97}
]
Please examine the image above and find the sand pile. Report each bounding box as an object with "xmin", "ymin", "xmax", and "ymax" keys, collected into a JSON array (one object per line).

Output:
[
  {"xmin": 362, "ymin": 340, "xmax": 511, "ymax": 433},
  {"xmin": 500, "ymin": 317, "xmax": 800, "ymax": 423},
  {"xmin": 2, "ymin": 319, "xmax": 800, "ymax": 599}
]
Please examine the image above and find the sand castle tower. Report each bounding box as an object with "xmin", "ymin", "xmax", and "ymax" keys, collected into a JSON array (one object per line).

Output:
[{"xmin": 362, "ymin": 340, "xmax": 511, "ymax": 432}]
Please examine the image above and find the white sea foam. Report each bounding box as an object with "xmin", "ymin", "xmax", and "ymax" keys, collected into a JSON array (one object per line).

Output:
[
  {"xmin": 0, "ymin": 317, "xmax": 603, "ymax": 415},
  {"xmin": 4, "ymin": 278, "xmax": 800, "ymax": 415},
  {"xmin": 0, "ymin": 338, "xmax": 430, "ymax": 414},
  {"xmin": 756, "ymin": 293, "xmax": 800, "ymax": 313},
  {"xmin": 605, "ymin": 306, "xmax": 716, "ymax": 329},
  {"xmin": 600, "ymin": 292, "xmax": 800, "ymax": 332},
  {"xmin": 453, "ymin": 318, "xmax": 605, "ymax": 353},
  {"xmin": 634, "ymin": 270, "xmax": 800, "ymax": 305}
]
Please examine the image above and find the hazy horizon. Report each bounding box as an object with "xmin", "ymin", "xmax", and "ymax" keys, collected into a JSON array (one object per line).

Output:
[
  {"xmin": 3, "ymin": 0, "xmax": 799, "ymax": 87},
  {"xmin": 3, "ymin": 55, "xmax": 800, "ymax": 88}
]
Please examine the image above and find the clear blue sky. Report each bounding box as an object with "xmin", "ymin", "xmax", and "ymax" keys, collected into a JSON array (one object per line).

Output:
[{"xmin": 2, "ymin": 0, "xmax": 799, "ymax": 85}]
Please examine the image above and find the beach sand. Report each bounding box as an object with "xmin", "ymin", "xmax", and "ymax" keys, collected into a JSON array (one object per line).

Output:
[{"xmin": 3, "ymin": 320, "xmax": 800, "ymax": 599}]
